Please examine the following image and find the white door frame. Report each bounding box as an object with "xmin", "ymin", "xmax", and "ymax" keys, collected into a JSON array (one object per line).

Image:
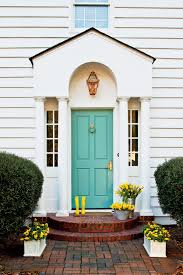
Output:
[{"xmin": 67, "ymin": 103, "xmax": 119, "ymax": 211}]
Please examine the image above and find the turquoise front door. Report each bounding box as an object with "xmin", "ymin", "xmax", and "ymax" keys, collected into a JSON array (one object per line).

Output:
[{"xmin": 72, "ymin": 110, "xmax": 113, "ymax": 209}]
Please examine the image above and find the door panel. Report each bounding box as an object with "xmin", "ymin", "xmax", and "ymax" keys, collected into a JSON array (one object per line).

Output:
[
  {"xmin": 77, "ymin": 168, "xmax": 90, "ymax": 196},
  {"xmin": 72, "ymin": 110, "xmax": 113, "ymax": 209},
  {"xmin": 94, "ymin": 168, "xmax": 108, "ymax": 196},
  {"xmin": 76, "ymin": 115, "xmax": 90, "ymax": 160},
  {"xmin": 95, "ymin": 116, "xmax": 108, "ymax": 159}
]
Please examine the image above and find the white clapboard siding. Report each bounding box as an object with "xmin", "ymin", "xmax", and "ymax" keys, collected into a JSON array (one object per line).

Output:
[
  {"xmin": 151, "ymin": 148, "xmax": 183, "ymax": 158},
  {"xmin": 150, "ymin": 177, "xmax": 157, "ymax": 187},
  {"xmin": 153, "ymin": 59, "xmax": 183, "ymax": 69},
  {"xmin": 0, "ymin": 88, "xmax": 34, "ymax": 98},
  {"xmin": 0, "ymin": 48, "xmax": 47, "ymax": 58},
  {"xmin": 0, "ymin": 138, "xmax": 35, "ymax": 148},
  {"xmin": 151, "ymin": 138, "xmax": 183, "ymax": 148},
  {"xmin": 120, "ymin": 38, "xmax": 183, "ymax": 50},
  {"xmin": 0, "ymin": 118, "xmax": 35, "ymax": 128},
  {"xmin": 0, "ymin": 128, "xmax": 35, "ymax": 138},
  {"xmin": 114, "ymin": 0, "xmax": 183, "ymax": 8},
  {"xmin": 153, "ymin": 78, "xmax": 183, "ymax": 88},
  {"xmin": 151, "ymin": 98, "xmax": 183, "ymax": 108},
  {"xmin": 0, "ymin": 148, "xmax": 35, "ymax": 159},
  {"xmin": 0, "ymin": 1, "xmax": 72, "ymax": 215},
  {"xmin": 151, "ymin": 118, "xmax": 183, "ymax": 129},
  {"xmin": 144, "ymin": 49, "xmax": 183, "ymax": 59},
  {"xmin": 151, "ymin": 197, "xmax": 160, "ymax": 208},
  {"xmin": 0, "ymin": 58, "xmax": 31, "ymax": 68},
  {"xmin": 0, "ymin": 7, "xmax": 69, "ymax": 17},
  {"xmin": 0, "ymin": 77, "xmax": 33, "ymax": 87},
  {"xmin": 0, "ymin": 38, "xmax": 66, "ymax": 48},
  {"xmin": 114, "ymin": 18, "xmax": 183, "ymax": 29},
  {"xmin": 0, "ymin": 68, "xmax": 33, "ymax": 77},
  {"xmin": 0, "ymin": 108, "xmax": 35, "ymax": 118},
  {"xmin": 151, "ymin": 128, "xmax": 183, "ymax": 138},
  {"xmin": 114, "ymin": 28, "xmax": 183, "ymax": 39},
  {"xmin": 151, "ymin": 187, "xmax": 158, "ymax": 197},
  {"xmin": 152, "ymin": 88, "xmax": 183, "ymax": 98},
  {"xmin": 151, "ymin": 108, "xmax": 183, "ymax": 119},
  {"xmin": 150, "ymin": 157, "xmax": 171, "ymax": 168},
  {"xmin": 0, "ymin": 18, "xmax": 69, "ymax": 27},
  {"xmin": 0, "ymin": 0, "xmax": 69, "ymax": 6},
  {"xmin": 114, "ymin": 8, "xmax": 183, "ymax": 19},
  {"xmin": 153, "ymin": 69, "xmax": 183, "ymax": 78},
  {"xmin": 0, "ymin": 98, "xmax": 34, "ymax": 107},
  {"xmin": 0, "ymin": 28, "xmax": 69, "ymax": 38}
]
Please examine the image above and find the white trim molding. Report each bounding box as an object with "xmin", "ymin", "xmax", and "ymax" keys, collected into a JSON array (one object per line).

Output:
[
  {"xmin": 56, "ymin": 97, "xmax": 70, "ymax": 217},
  {"xmin": 117, "ymin": 97, "xmax": 130, "ymax": 183},
  {"xmin": 140, "ymin": 97, "xmax": 153, "ymax": 216},
  {"xmin": 34, "ymin": 96, "xmax": 47, "ymax": 217}
]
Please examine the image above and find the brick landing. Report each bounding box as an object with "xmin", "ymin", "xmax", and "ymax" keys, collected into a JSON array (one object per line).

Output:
[{"xmin": 0, "ymin": 239, "xmax": 182, "ymax": 274}]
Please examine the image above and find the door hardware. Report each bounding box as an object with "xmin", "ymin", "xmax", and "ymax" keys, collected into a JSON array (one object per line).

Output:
[
  {"xmin": 89, "ymin": 122, "xmax": 95, "ymax": 133},
  {"xmin": 107, "ymin": 161, "xmax": 113, "ymax": 171}
]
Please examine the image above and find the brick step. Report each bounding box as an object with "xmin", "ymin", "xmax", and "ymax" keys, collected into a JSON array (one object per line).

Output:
[
  {"xmin": 48, "ymin": 224, "xmax": 143, "ymax": 242},
  {"xmin": 47, "ymin": 213, "xmax": 139, "ymax": 233}
]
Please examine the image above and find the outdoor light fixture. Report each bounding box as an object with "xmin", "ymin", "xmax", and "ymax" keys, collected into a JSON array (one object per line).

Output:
[{"xmin": 87, "ymin": 71, "xmax": 100, "ymax": 96}]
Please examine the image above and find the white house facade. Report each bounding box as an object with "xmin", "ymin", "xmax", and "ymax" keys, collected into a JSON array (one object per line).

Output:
[{"xmin": 0, "ymin": 0, "xmax": 182, "ymax": 224}]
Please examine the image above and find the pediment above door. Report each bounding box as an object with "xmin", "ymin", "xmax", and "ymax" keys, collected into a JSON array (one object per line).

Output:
[{"xmin": 30, "ymin": 28, "xmax": 155, "ymax": 98}]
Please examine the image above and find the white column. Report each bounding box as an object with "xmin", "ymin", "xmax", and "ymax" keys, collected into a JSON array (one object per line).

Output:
[
  {"xmin": 56, "ymin": 97, "xmax": 69, "ymax": 216},
  {"xmin": 118, "ymin": 97, "xmax": 130, "ymax": 183},
  {"xmin": 34, "ymin": 96, "xmax": 46, "ymax": 216},
  {"xmin": 140, "ymin": 97, "xmax": 153, "ymax": 216}
]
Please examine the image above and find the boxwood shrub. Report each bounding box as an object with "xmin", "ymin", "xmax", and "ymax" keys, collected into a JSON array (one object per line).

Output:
[
  {"xmin": 0, "ymin": 152, "xmax": 43, "ymax": 237},
  {"xmin": 154, "ymin": 157, "xmax": 183, "ymax": 225}
]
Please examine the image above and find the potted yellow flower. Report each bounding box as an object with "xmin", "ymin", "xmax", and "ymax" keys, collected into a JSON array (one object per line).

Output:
[
  {"xmin": 111, "ymin": 202, "xmax": 135, "ymax": 220},
  {"xmin": 20, "ymin": 219, "xmax": 49, "ymax": 257},
  {"xmin": 116, "ymin": 183, "xmax": 143, "ymax": 204},
  {"xmin": 143, "ymin": 222, "xmax": 171, "ymax": 257},
  {"xmin": 116, "ymin": 183, "xmax": 143, "ymax": 217}
]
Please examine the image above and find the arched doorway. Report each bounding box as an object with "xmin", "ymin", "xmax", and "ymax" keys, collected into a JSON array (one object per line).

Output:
[{"xmin": 69, "ymin": 62, "xmax": 117, "ymax": 209}]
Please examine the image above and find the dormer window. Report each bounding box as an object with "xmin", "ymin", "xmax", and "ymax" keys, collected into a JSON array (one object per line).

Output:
[{"xmin": 74, "ymin": 0, "xmax": 109, "ymax": 29}]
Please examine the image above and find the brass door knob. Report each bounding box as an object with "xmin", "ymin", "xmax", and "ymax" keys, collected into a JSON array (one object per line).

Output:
[{"xmin": 107, "ymin": 161, "xmax": 113, "ymax": 171}]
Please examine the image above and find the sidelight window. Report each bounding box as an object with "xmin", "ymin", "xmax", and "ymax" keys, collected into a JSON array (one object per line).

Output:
[
  {"xmin": 128, "ymin": 110, "xmax": 139, "ymax": 166},
  {"xmin": 46, "ymin": 110, "xmax": 58, "ymax": 167}
]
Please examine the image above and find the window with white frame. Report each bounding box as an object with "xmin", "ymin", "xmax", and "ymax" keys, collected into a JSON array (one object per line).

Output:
[
  {"xmin": 74, "ymin": 0, "xmax": 109, "ymax": 28},
  {"xmin": 128, "ymin": 110, "xmax": 139, "ymax": 166},
  {"xmin": 46, "ymin": 110, "xmax": 58, "ymax": 167}
]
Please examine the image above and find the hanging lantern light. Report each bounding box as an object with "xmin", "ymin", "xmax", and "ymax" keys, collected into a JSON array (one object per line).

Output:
[{"xmin": 86, "ymin": 71, "xmax": 100, "ymax": 96}]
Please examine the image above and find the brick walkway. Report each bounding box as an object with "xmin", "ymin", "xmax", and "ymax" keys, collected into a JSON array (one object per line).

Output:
[{"xmin": 0, "ymin": 238, "xmax": 182, "ymax": 275}]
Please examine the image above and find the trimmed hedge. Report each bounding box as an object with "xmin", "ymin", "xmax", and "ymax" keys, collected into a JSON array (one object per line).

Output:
[
  {"xmin": 0, "ymin": 152, "xmax": 43, "ymax": 237},
  {"xmin": 154, "ymin": 157, "xmax": 183, "ymax": 225}
]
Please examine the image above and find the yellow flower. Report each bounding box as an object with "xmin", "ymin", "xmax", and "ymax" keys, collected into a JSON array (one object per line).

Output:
[
  {"xmin": 24, "ymin": 237, "xmax": 29, "ymax": 241},
  {"xmin": 24, "ymin": 230, "xmax": 30, "ymax": 236}
]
